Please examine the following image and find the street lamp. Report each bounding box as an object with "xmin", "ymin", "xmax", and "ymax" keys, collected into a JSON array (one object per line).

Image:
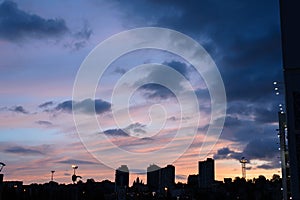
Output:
[
  {"xmin": 72, "ymin": 165, "xmax": 78, "ymax": 175},
  {"xmin": 164, "ymin": 187, "xmax": 168, "ymax": 197},
  {"xmin": 72, "ymin": 165, "xmax": 80, "ymax": 184}
]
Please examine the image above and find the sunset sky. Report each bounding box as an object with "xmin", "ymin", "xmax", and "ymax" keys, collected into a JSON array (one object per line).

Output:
[{"xmin": 0, "ymin": 0, "xmax": 284, "ymax": 184}]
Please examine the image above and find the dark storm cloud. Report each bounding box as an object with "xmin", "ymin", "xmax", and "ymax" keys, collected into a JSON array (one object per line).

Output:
[
  {"xmin": 117, "ymin": 0, "xmax": 280, "ymax": 41},
  {"xmin": 0, "ymin": 1, "xmax": 68, "ymax": 41},
  {"xmin": 119, "ymin": 0, "xmax": 283, "ymax": 170},
  {"xmin": 117, "ymin": 0, "xmax": 282, "ymax": 103},
  {"xmin": 217, "ymin": 147, "xmax": 232, "ymax": 155},
  {"xmin": 243, "ymin": 138, "xmax": 278, "ymax": 160},
  {"xmin": 56, "ymin": 159, "xmax": 98, "ymax": 165},
  {"xmin": 140, "ymin": 83, "xmax": 175, "ymax": 99},
  {"xmin": 38, "ymin": 101, "xmax": 54, "ymax": 108},
  {"xmin": 67, "ymin": 22, "xmax": 92, "ymax": 50},
  {"xmin": 221, "ymin": 29, "xmax": 282, "ymax": 103},
  {"xmin": 220, "ymin": 117, "xmax": 276, "ymax": 142},
  {"xmin": 103, "ymin": 129, "xmax": 129, "ymax": 137},
  {"xmin": 55, "ymin": 99, "xmax": 111, "ymax": 115},
  {"xmin": 73, "ymin": 41, "xmax": 86, "ymax": 50},
  {"xmin": 219, "ymin": 117, "xmax": 254, "ymax": 142},
  {"xmin": 195, "ymin": 88, "xmax": 211, "ymax": 115},
  {"xmin": 195, "ymin": 88, "xmax": 210, "ymax": 101},
  {"xmin": 220, "ymin": 100, "xmax": 279, "ymax": 142},
  {"xmin": 223, "ymin": 116, "xmax": 242, "ymax": 127},
  {"xmin": 163, "ymin": 61, "xmax": 190, "ymax": 78},
  {"xmin": 114, "ymin": 67, "xmax": 126, "ymax": 75},
  {"xmin": 254, "ymin": 106, "xmax": 278, "ymax": 124},
  {"xmin": 3, "ymin": 146, "xmax": 44, "ymax": 155},
  {"xmin": 125, "ymin": 122, "xmax": 146, "ymax": 134},
  {"xmin": 0, "ymin": 1, "xmax": 92, "ymax": 48},
  {"xmin": 9, "ymin": 106, "xmax": 29, "ymax": 114},
  {"xmin": 257, "ymin": 160, "xmax": 280, "ymax": 170},
  {"xmin": 139, "ymin": 61, "xmax": 190, "ymax": 99},
  {"xmin": 102, "ymin": 122, "xmax": 147, "ymax": 137},
  {"xmin": 118, "ymin": 0, "xmax": 283, "ymax": 151},
  {"xmin": 214, "ymin": 138, "xmax": 279, "ymax": 169},
  {"xmin": 226, "ymin": 101, "xmax": 278, "ymax": 125},
  {"xmin": 55, "ymin": 100, "xmax": 72, "ymax": 112},
  {"xmin": 213, "ymin": 147, "xmax": 242, "ymax": 160},
  {"xmin": 89, "ymin": 99, "xmax": 111, "ymax": 114},
  {"xmin": 74, "ymin": 22, "xmax": 92, "ymax": 40}
]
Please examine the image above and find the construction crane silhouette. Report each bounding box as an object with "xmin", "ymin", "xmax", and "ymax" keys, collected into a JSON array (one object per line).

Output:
[{"xmin": 239, "ymin": 157, "xmax": 248, "ymax": 179}]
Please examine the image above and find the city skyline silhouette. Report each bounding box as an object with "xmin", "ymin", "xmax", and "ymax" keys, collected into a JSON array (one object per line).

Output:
[{"xmin": 0, "ymin": 1, "xmax": 291, "ymax": 199}]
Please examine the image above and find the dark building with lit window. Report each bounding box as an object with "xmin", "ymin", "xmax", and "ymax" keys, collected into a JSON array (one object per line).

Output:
[
  {"xmin": 146, "ymin": 164, "xmax": 175, "ymax": 192},
  {"xmin": 160, "ymin": 164, "xmax": 175, "ymax": 189}
]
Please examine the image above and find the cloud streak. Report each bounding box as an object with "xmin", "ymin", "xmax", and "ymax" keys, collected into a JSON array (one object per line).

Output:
[
  {"xmin": 55, "ymin": 98, "xmax": 111, "ymax": 115},
  {"xmin": 35, "ymin": 120, "xmax": 53, "ymax": 126},
  {"xmin": 2, "ymin": 145, "xmax": 47, "ymax": 155},
  {"xmin": 56, "ymin": 159, "xmax": 98, "ymax": 165}
]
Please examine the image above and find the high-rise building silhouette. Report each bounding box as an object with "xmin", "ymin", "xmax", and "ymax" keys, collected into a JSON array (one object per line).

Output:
[
  {"xmin": 147, "ymin": 164, "xmax": 160, "ymax": 191},
  {"xmin": 198, "ymin": 158, "xmax": 215, "ymax": 188},
  {"xmin": 115, "ymin": 165, "xmax": 129, "ymax": 188},
  {"xmin": 146, "ymin": 164, "xmax": 175, "ymax": 192},
  {"xmin": 160, "ymin": 165, "xmax": 175, "ymax": 189},
  {"xmin": 187, "ymin": 174, "xmax": 198, "ymax": 188},
  {"xmin": 280, "ymin": 0, "xmax": 300, "ymax": 199},
  {"xmin": 115, "ymin": 165, "xmax": 129, "ymax": 200}
]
